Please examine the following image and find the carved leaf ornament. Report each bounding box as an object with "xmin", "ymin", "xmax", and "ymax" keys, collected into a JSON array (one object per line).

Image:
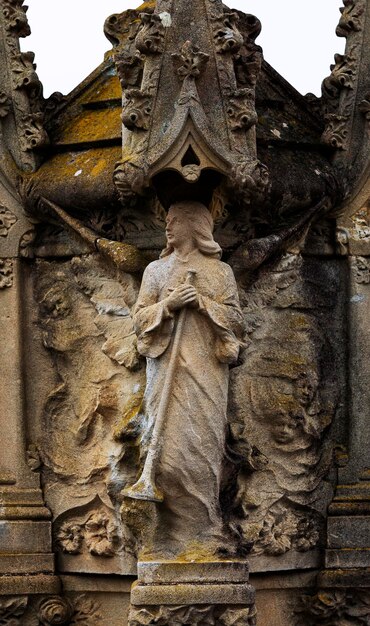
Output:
[
  {"xmin": 336, "ymin": 0, "xmax": 365, "ymax": 36},
  {"xmin": 296, "ymin": 590, "xmax": 370, "ymax": 625},
  {"xmin": 0, "ymin": 597, "xmax": 28, "ymax": 625},
  {"xmin": 57, "ymin": 512, "xmax": 119, "ymax": 557},
  {"xmin": 19, "ymin": 112, "xmax": 49, "ymax": 150},
  {"xmin": 135, "ymin": 13, "xmax": 165, "ymax": 55},
  {"xmin": 0, "ymin": 259, "xmax": 13, "ymax": 288},
  {"xmin": 0, "ymin": 91, "xmax": 11, "ymax": 118},
  {"xmin": 0, "ymin": 205, "xmax": 17, "ymax": 236},
  {"xmin": 359, "ymin": 94, "xmax": 370, "ymax": 121},
  {"xmin": 213, "ymin": 11, "xmax": 244, "ymax": 54},
  {"xmin": 3, "ymin": 0, "xmax": 30, "ymax": 35},
  {"xmin": 0, "ymin": 595, "xmax": 101, "ymax": 626},
  {"xmin": 1, "ymin": 0, "xmax": 49, "ymax": 167},
  {"xmin": 353, "ymin": 256, "xmax": 370, "ymax": 283},
  {"xmin": 121, "ymin": 90, "xmax": 152, "ymax": 131},
  {"xmin": 172, "ymin": 41, "xmax": 210, "ymax": 79},
  {"xmin": 128, "ymin": 605, "xmax": 257, "ymax": 626}
]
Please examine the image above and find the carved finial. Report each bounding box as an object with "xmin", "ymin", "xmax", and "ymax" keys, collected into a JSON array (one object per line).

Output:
[{"xmin": 172, "ymin": 41, "xmax": 210, "ymax": 79}]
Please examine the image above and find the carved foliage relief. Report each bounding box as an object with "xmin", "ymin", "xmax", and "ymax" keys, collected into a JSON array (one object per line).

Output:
[
  {"xmin": 57, "ymin": 510, "xmax": 120, "ymax": 557},
  {"xmin": 0, "ymin": 595, "xmax": 101, "ymax": 626},
  {"xmin": 0, "ymin": 258, "xmax": 13, "ymax": 288},
  {"xmin": 352, "ymin": 256, "xmax": 370, "ymax": 283},
  {"xmin": 295, "ymin": 590, "xmax": 370, "ymax": 625},
  {"xmin": 128, "ymin": 604, "xmax": 257, "ymax": 626},
  {"xmin": 0, "ymin": 204, "xmax": 17, "ymax": 236}
]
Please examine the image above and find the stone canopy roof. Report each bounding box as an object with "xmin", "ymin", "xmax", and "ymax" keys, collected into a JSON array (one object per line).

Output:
[{"xmin": 28, "ymin": 25, "xmax": 332, "ymax": 217}]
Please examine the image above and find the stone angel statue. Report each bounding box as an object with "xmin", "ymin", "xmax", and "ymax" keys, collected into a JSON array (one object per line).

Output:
[{"xmin": 44, "ymin": 198, "xmax": 246, "ymax": 558}]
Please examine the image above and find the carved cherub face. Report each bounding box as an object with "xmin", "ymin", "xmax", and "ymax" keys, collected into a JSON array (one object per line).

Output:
[
  {"xmin": 40, "ymin": 283, "xmax": 71, "ymax": 319},
  {"xmin": 295, "ymin": 371, "xmax": 319, "ymax": 407},
  {"xmin": 272, "ymin": 413, "xmax": 301, "ymax": 445}
]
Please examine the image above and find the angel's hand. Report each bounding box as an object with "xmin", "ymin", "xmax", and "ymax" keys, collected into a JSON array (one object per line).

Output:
[{"xmin": 166, "ymin": 285, "xmax": 199, "ymax": 311}]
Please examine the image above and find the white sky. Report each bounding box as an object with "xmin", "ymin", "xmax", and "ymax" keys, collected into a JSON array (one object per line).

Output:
[{"xmin": 22, "ymin": 0, "xmax": 345, "ymax": 98}]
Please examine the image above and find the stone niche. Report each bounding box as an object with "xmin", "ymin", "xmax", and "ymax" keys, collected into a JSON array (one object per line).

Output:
[{"xmin": 1, "ymin": 0, "xmax": 370, "ymax": 625}]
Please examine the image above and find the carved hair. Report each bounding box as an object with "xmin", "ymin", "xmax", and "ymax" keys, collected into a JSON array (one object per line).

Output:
[{"xmin": 160, "ymin": 201, "xmax": 222, "ymax": 259}]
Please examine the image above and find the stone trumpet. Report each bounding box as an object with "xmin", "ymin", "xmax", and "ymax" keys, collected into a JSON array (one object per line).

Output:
[
  {"xmin": 123, "ymin": 268, "xmax": 198, "ymax": 503},
  {"xmin": 40, "ymin": 197, "xmax": 147, "ymax": 273}
]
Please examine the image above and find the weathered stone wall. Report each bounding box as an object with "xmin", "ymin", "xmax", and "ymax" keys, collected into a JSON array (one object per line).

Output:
[{"xmin": 1, "ymin": 0, "xmax": 370, "ymax": 623}]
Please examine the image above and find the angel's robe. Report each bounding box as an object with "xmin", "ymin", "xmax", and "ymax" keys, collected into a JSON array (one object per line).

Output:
[{"xmin": 133, "ymin": 249, "xmax": 245, "ymax": 556}]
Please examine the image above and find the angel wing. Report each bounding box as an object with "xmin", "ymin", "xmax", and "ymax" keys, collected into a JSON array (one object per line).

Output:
[{"xmin": 72, "ymin": 254, "xmax": 142, "ymax": 371}]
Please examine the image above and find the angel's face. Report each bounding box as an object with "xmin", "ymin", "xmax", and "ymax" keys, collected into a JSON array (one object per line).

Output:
[{"xmin": 165, "ymin": 209, "xmax": 190, "ymax": 248}]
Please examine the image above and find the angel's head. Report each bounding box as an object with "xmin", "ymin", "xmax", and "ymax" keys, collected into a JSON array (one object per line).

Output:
[{"xmin": 161, "ymin": 201, "xmax": 222, "ymax": 259}]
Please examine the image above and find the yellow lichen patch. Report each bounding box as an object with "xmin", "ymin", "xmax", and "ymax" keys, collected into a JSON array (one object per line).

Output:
[
  {"xmin": 257, "ymin": 346, "xmax": 308, "ymax": 380},
  {"xmin": 56, "ymin": 107, "xmax": 121, "ymax": 145},
  {"xmin": 113, "ymin": 392, "xmax": 144, "ymax": 441},
  {"xmin": 174, "ymin": 542, "xmax": 232, "ymax": 562},
  {"xmin": 287, "ymin": 313, "xmax": 311, "ymax": 331},
  {"xmin": 97, "ymin": 239, "xmax": 148, "ymax": 272},
  {"xmin": 34, "ymin": 149, "xmax": 114, "ymax": 185},
  {"xmin": 90, "ymin": 158, "xmax": 109, "ymax": 179},
  {"xmin": 79, "ymin": 74, "xmax": 122, "ymax": 105},
  {"xmin": 28, "ymin": 146, "xmax": 121, "ymax": 210},
  {"xmin": 136, "ymin": 0, "xmax": 156, "ymax": 11}
]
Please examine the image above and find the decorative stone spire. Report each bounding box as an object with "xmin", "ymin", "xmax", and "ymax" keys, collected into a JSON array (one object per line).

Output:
[{"xmin": 114, "ymin": 0, "xmax": 268, "ymax": 208}]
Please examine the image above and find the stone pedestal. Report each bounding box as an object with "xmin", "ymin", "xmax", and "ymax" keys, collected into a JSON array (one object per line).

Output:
[{"xmin": 128, "ymin": 561, "xmax": 256, "ymax": 625}]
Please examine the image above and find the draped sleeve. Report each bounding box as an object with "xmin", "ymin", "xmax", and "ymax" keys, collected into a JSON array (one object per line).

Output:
[
  {"xmin": 198, "ymin": 263, "xmax": 246, "ymax": 364},
  {"xmin": 133, "ymin": 263, "xmax": 175, "ymax": 358}
]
